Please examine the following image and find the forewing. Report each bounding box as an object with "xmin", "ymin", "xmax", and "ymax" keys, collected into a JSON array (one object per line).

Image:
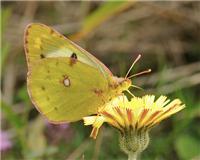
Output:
[
  {"xmin": 28, "ymin": 57, "xmax": 108, "ymax": 123},
  {"xmin": 24, "ymin": 23, "xmax": 112, "ymax": 77}
]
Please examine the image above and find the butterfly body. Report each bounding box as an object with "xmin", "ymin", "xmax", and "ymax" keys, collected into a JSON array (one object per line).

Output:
[{"xmin": 24, "ymin": 23, "xmax": 131, "ymax": 123}]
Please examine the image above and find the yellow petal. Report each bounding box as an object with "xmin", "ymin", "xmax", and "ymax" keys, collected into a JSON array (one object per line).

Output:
[
  {"xmin": 93, "ymin": 116, "xmax": 105, "ymax": 128},
  {"xmin": 83, "ymin": 116, "xmax": 97, "ymax": 125}
]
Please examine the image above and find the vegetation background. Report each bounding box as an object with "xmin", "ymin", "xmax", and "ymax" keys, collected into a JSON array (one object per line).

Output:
[{"xmin": 1, "ymin": 1, "xmax": 200, "ymax": 160}]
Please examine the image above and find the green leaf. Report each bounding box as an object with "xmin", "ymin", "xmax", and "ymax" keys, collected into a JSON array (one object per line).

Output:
[
  {"xmin": 175, "ymin": 134, "xmax": 200, "ymax": 160},
  {"xmin": 83, "ymin": 1, "xmax": 134, "ymax": 32},
  {"xmin": 70, "ymin": 1, "xmax": 135, "ymax": 40},
  {"xmin": 16, "ymin": 85, "xmax": 31, "ymax": 106},
  {"xmin": 1, "ymin": 7, "xmax": 12, "ymax": 73},
  {"xmin": 1, "ymin": 43, "xmax": 10, "ymax": 75},
  {"xmin": 1, "ymin": 7, "xmax": 12, "ymax": 35},
  {"xmin": 26, "ymin": 116, "xmax": 47, "ymax": 159},
  {"xmin": 1, "ymin": 101, "xmax": 24, "ymax": 129}
]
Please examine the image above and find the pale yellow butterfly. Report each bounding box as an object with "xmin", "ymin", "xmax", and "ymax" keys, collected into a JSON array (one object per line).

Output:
[{"xmin": 24, "ymin": 23, "xmax": 140, "ymax": 123}]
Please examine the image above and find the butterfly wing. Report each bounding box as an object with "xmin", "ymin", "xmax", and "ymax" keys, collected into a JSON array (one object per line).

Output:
[
  {"xmin": 24, "ymin": 23, "xmax": 131, "ymax": 123},
  {"xmin": 24, "ymin": 23, "xmax": 112, "ymax": 78},
  {"xmin": 28, "ymin": 57, "xmax": 109, "ymax": 123}
]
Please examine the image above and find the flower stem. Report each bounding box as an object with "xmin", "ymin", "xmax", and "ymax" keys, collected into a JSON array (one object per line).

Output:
[{"xmin": 128, "ymin": 152, "xmax": 137, "ymax": 160}]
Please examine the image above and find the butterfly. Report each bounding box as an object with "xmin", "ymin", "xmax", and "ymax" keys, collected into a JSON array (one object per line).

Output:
[{"xmin": 24, "ymin": 23, "xmax": 143, "ymax": 123}]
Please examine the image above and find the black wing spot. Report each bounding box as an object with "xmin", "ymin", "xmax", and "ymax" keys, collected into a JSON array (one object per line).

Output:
[
  {"xmin": 70, "ymin": 53, "xmax": 77, "ymax": 59},
  {"xmin": 70, "ymin": 53, "xmax": 78, "ymax": 66},
  {"xmin": 40, "ymin": 54, "xmax": 45, "ymax": 59},
  {"xmin": 41, "ymin": 86, "xmax": 45, "ymax": 90}
]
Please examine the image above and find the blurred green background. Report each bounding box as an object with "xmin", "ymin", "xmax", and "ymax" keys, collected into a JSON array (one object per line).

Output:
[{"xmin": 1, "ymin": 1, "xmax": 200, "ymax": 160}]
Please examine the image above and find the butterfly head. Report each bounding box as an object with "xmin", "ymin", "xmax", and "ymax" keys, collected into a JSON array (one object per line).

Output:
[
  {"xmin": 119, "ymin": 77, "xmax": 132, "ymax": 90},
  {"xmin": 111, "ymin": 77, "xmax": 131, "ymax": 93}
]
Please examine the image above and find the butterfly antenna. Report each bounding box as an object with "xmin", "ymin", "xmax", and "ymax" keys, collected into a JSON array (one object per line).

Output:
[
  {"xmin": 127, "ymin": 69, "xmax": 151, "ymax": 79},
  {"xmin": 126, "ymin": 90, "xmax": 135, "ymax": 97},
  {"xmin": 125, "ymin": 54, "xmax": 141, "ymax": 79},
  {"xmin": 130, "ymin": 84, "xmax": 144, "ymax": 90}
]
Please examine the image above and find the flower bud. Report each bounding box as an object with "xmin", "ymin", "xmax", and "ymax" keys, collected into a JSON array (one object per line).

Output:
[{"xmin": 119, "ymin": 128, "xmax": 149, "ymax": 157}]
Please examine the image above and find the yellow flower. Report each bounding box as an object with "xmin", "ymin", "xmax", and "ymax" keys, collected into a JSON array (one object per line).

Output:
[
  {"xmin": 83, "ymin": 95, "xmax": 185, "ymax": 139},
  {"xmin": 83, "ymin": 95, "xmax": 185, "ymax": 158}
]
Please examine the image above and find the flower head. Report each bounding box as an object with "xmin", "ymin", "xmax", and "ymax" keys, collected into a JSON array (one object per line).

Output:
[
  {"xmin": 0, "ymin": 131, "xmax": 12, "ymax": 151},
  {"xmin": 83, "ymin": 95, "xmax": 185, "ymax": 158},
  {"xmin": 83, "ymin": 95, "xmax": 185, "ymax": 139}
]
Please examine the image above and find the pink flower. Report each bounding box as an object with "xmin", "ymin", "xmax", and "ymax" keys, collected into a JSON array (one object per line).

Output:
[
  {"xmin": 0, "ymin": 131, "xmax": 12, "ymax": 151},
  {"xmin": 45, "ymin": 122, "xmax": 72, "ymax": 144}
]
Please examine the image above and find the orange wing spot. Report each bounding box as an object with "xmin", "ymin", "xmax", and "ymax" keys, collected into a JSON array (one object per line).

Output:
[
  {"xmin": 93, "ymin": 89, "xmax": 103, "ymax": 96},
  {"xmin": 61, "ymin": 75, "xmax": 71, "ymax": 87},
  {"xmin": 70, "ymin": 58, "xmax": 77, "ymax": 66}
]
